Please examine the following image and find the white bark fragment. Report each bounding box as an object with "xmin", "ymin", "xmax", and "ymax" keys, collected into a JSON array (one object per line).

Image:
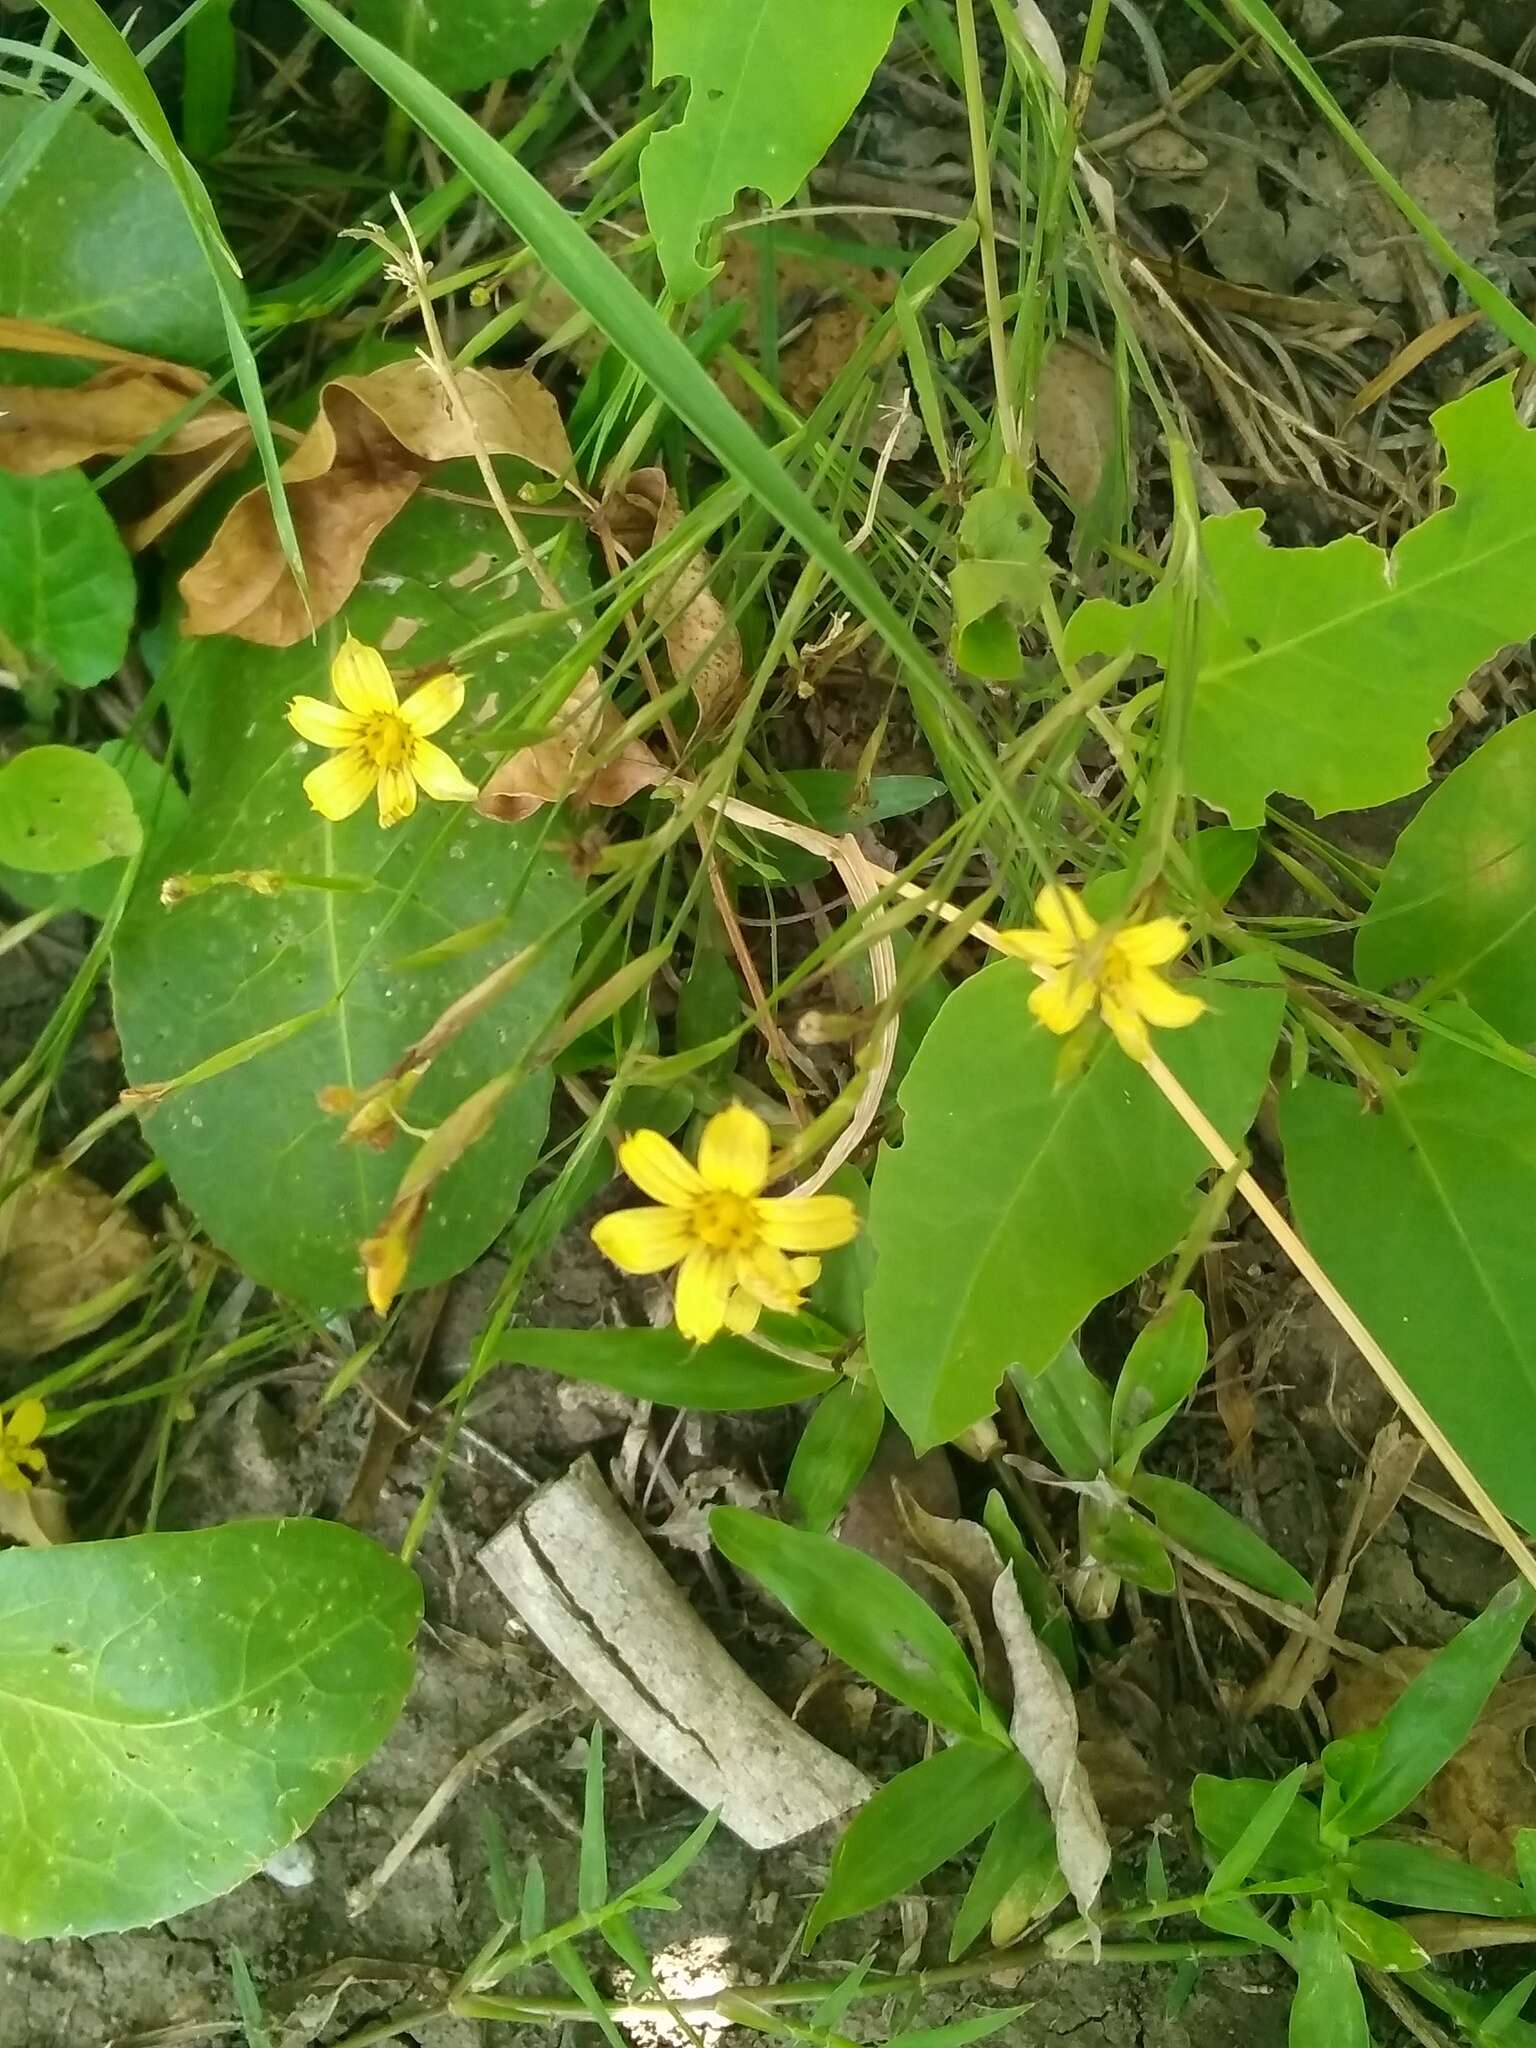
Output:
[{"xmin": 477, "ymin": 1455, "xmax": 872, "ymax": 1850}]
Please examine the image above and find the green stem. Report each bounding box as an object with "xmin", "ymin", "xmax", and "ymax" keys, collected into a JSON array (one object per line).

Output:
[{"xmin": 954, "ymin": 0, "xmax": 1018, "ymax": 463}]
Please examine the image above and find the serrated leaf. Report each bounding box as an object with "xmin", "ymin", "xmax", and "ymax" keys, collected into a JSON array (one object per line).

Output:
[
  {"xmin": 0, "ymin": 745, "xmax": 141, "ymax": 874},
  {"xmin": 494, "ymin": 1326, "xmax": 835, "ymax": 1410},
  {"xmin": 1322, "ymin": 1579, "xmax": 1535, "ymax": 1842},
  {"xmin": 0, "ymin": 468, "xmax": 134, "ymax": 688},
  {"xmin": 950, "ymin": 486, "xmax": 1049, "ymax": 681},
  {"xmin": 867, "ymin": 957, "xmax": 1285, "ymax": 1450},
  {"xmin": 349, "ymin": 0, "xmax": 596, "ymax": 93},
  {"xmin": 639, "ymin": 0, "xmax": 908, "ymax": 299},
  {"xmin": 1280, "ymin": 1022, "xmax": 1536, "ymax": 1530},
  {"xmin": 1065, "ymin": 380, "xmax": 1536, "ymax": 826},
  {"xmin": 0, "ymin": 100, "xmax": 230, "ymax": 363},
  {"xmin": 711, "ymin": 1507, "xmax": 1003, "ymax": 1743},
  {"xmin": 0, "ymin": 1519, "xmax": 420, "ymax": 1937},
  {"xmin": 1356, "ymin": 709, "xmax": 1536, "ymax": 1041},
  {"xmin": 807, "ymin": 1741, "xmax": 1030, "ymax": 1940},
  {"xmin": 111, "ymin": 492, "xmax": 584, "ymax": 1309}
]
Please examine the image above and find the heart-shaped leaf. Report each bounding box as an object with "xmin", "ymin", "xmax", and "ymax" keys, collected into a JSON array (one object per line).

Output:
[{"xmin": 0, "ymin": 1517, "xmax": 421, "ymax": 1938}]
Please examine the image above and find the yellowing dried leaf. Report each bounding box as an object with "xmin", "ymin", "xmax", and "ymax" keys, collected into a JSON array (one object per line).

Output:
[
  {"xmin": 476, "ymin": 671, "xmax": 663, "ymax": 824},
  {"xmin": 993, "ymin": 1566, "xmax": 1111, "ymax": 1928},
  {"xmin": 1034, "ymin": 338, "xmax": 1117, "ymax": 507},
  {"xmin": 179, "ymin": 358, "xmax": 574, "ymax": 647},
  {"xmin": 0, "ymin": 1115, "xmax": 155, "ymax": 1359},
  {"xmin": 617, "ymin": 468, "xmax": 744, "ymax": 728},
  {"xmin": 0, "ymin": 317, "xmax": 251, "ymax": 545}
]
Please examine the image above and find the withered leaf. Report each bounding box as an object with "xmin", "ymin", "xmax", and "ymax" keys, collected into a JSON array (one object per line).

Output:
[
  {"xmin": 0, "ymin": 317, "xmax": 251, "ymax": 547},
  {"xmin": 1034, "ymin": 338, "xmax": 1117, "ymax": 508},
  {"xmin": 179, "ymin": 358, "xmax": 574, "ymax": 647},
  {"xmin": 993, "ymin": 1567, "xmax": 1112, "ymax": 1928},
  {"xmin": 0, "ymin": 1114, "xmax": 155, "ymax": 1359},
  {"xmin": 477, "ymin": 670, "xmax": 662, "ymax": 824},
  {"xmin": 614, "ymin": 467, "xmax": 744, "ymax": 729}
]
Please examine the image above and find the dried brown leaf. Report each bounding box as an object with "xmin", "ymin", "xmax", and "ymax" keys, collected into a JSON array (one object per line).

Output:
[
  {"xmin": 1034, "ymin": 339, "xmax": 1117, "ymax": 508},
  {"xmin": 617, "ymin": 469, "xmax": 744, "ymax": 729},
  {"xmin": 0, "ymin": 1115, "xmax": 155, "ymax": 1359},
  {"xmin": 993, "ymin": 1567, "xmax": 1111, "ymax": 1927},
  {"xmin": 179, "ymin": 358, "xmax": 573, "ymax": 647},
  {"xmin": 476, "ymin": 671, "xmax": 663, "ymax": 824},
  {"xmin": 0, "ymin": 317, "xmax": 251, "ymax": 543}
]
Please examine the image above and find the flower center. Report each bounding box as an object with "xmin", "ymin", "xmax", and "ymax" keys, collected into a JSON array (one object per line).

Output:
[
  {"xmin": 361, "ymin": 712, "xmax": 413, "ymax": 772},
  {"xmin": 690, "ymin": 1189, "xmax": 760, "ymax": 1252}
]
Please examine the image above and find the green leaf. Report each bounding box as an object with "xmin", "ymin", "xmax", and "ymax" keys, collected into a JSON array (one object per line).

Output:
[
  {"xmin": 784, "ymin": 1377, "xmax": 885, "ymax": 1534},
  {"xmin": 0, "ymin": 745, "xmax": 141, "ymax": 874},
  {"xmin": 948, "ymin": 1787, "xmax": 1061, "ymax": 1958},
  {"xmin": 639, "ymin": 0, "xmax": 908, "ymax": 300},
  {"xmin": 1348, "ymin": 1838, "xmax": 1527, "ymax": 1919},
  {"xmin": 885, "ymin": 2015, "xmax": 1031, "ymax": 2048},
  {"xmin": 1290, "ymin": 1904, "xmax": 1369, "ymax": 2048},
  {"xmin": 1080, "ymin": 1495, "xmax": 1174, "ymax": 1596},
  {"xmin": 950, "ymin": 486, "xmax": 1049, "ymax": 681},
  {"xmin": 1323, "ymin": 1579, "xmax": 1534, "ymax": 1843},
  {"xmin": 1281, "ymin": 1022, "xmax": 1536, "ymax": 1530},
  {"xmin": 0, "ymin": 1518, "xmax": 420, "ymax": 1938},
  {"xmin": 1130, "ymin": 1475, "xmax": 1313, "ymax": 1607},
  {"xmin": 0, "ymin": 740, "xmax": 188, "ymax": 922},
  {"xmin": 1191, "ymin": 827, "xmax": 1259, "ymax": 908},
  {"xmin": 578, "ymin": 1724, "xmax": 608, "ymax": 1910},
  {"xmin": 710, "ymin": 1507, "xmax": 1003, "ymax": 1743},
  {"xmin": 1009, "ymin": 1338, "xmax": 1111, "ymax": 1481},
  {"xmin": 1519, "ymin": 1828, "xmax": 1536, "ymax": 1911},
  {"xmin": 0, "ymin": 469, "xmax": 134, "ymax": 688},
  {"xmin": 349, "ymin": 0, "xmax": 596, "ymax": 92},
  {"xmin": 1065, "ymin": 381, "xmax": 1536, "ymax": 827},
  {"xmin": 807, "ymin": 1741, "xmax": 1030, "ymax": 1940},
  {"xmin": 1206, "ymin": 1766, "xmax": 1307, "ymax": 1895},
  {"xmin": 1192, "ymin": 1775, "xmax": 1326, "ymax": 1882},
  {"xmin": 1356, "ymin": 710, "xmax": 1536, "ymax": 1041},
  {"xmin": 495, "ymin": 1327, "xmax": 834, "ymax": 1410},
  {"xmin": 1110, "ymin": 1293, "xmax": 1207, "ymax": 1471},
  {"xmin": 111, "ymin": 493, "xmax": 584, "ymax": 1309},
  {"xmin": 867, "ymin": 957, "xmax": 1286, "ymax": 1450},
  {"xmin": 0, "ymin": 99, "xmax": 230, "ymax": 362}
]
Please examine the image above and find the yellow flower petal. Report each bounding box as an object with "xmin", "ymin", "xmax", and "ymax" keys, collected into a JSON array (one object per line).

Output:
[
  {"xmin": 408, "ymin": 736, "xmax": 479, "ymax": 803},
  {"xmin": 6, "ymin": 1399, "xmax": 46, "ymax": 1447},
  {"xmin": 400, "ymin": 671, "xmax": 465, "ymax": 736},
  {"xmin": 722, "ymin": 1288, "xmax": 762, "ymax": 1335},
  {"xmin": 755, "ymin": 1193, "xmax": 859, "ymax": 1252},
  {"xmin": 303, "ymin": 746, "xmax": 378, "ymax": 822},
  {"xmin": 1113, "ymin": 917, "xmax": 1190, "ymax": 969},
  {"xmin": 788, "ymin": 1256, "xmax": 821, "ymax": 1289},
  {"xmin": 697, "ymin": 1103, "xmax": 771, "ymax": 1195},
  {"xmin": 993, "ymin": 927, "xmax": 1075, "ymax": 967},
  {"xmin": 376, "ymin": 764, "xmax": 419, "ymax": 828},
  {"xmin": 590, "ymin": 1205, "xmax": 695, "ymax": 1274},
  {"xmin": 619, "ymin": 1128, "xmax": 704, "ymax": 1207},
  {"xmin": 734, "ymin": 1242, "xmax": 808, "ymax": 1312},
  {"xmin": 332, "ymin": 635, "xmax": 397, "ymax": 715},
  {"xmin": 1034, "ymin": 885, "xmax": 1096, "ymax": 943},
  {"xmin": 361, "ymin": 1226, "xmax": 408, "ymax": 1314},
  {"xmin": 1125, "ymin": 966, "xmax": 1207, "ymax": 1030},
  {"xmin": 1100, "ymin": 989, "xmax": 1151, "ymax": 1062},
  {"xmin": 287, "ymin": 695, "xmax": 363, "ymax": 748},
  {"xmin": 675, "ymin": 1249, "xmax": 733, "ymax": 1342},
  {"xmin": 1029, "ymin": 970, "xmax": 1096, "ymax": 1036}
]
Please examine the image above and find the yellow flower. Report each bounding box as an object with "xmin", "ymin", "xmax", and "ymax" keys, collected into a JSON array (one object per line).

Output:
[
  {"xmin": 287, "ymin": 636, "xmax": 480, "ymax": 829},
  {"xmin": 995, "ymin": 885, "xmax": 1206, "ymax": 1063},
  {"xmin": 591, "ymin": 1103, "xmax": 859, "ymax": 1344},
  {"xmin": 0, "ymin": 1399, "xmax": 47, "ymax": 1493}
]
